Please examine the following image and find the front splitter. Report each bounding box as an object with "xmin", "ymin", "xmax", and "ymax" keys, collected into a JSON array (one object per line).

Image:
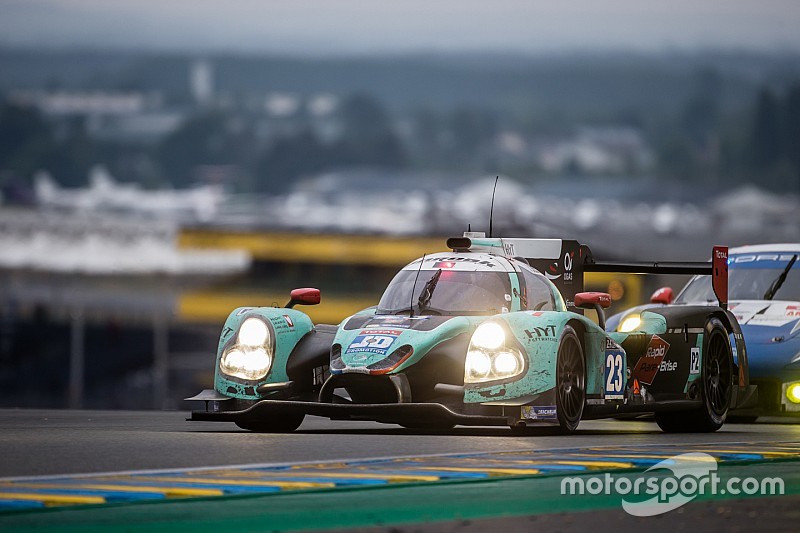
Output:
[{"xmin": 190, "ymin": 399, "xmax": 514, "ymax": 427}]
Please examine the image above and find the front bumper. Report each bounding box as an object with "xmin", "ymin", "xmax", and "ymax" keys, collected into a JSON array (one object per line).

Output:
[{"xmin": 189, "ymin": 397, "xmax": 516, "ymax": 427}]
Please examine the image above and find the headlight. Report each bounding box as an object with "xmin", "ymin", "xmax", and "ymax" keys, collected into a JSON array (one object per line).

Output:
[
  {"xmin": 238, "ymin": 317, "xmax": 270, "ymax": 347},
  {"xmin": 465, "ymin": 350, "xmax": 492, "ymax": 381},
  {"xmin": 472, "ymin": 322, "xmax": 505, "ymax": 350},
  {"xmin": 618, "ymin": 314, "xmax": 642, "ymax": 333},
  {"xmin": 220, "ymin": 317, "xmax": 274, "ymax": 380},
  {"xmin": 787, "ymin": 383, "xmax": 800, "ymax": 404},
  {"xmin": 465, "ymin": 322, "xmax": 525, "ymax": 384}
]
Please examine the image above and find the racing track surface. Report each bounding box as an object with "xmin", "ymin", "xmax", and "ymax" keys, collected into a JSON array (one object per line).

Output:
[
  {"xmin": 2, "ymin": 409, "xmax": 800, "ymax": 477},
  {"xmin": 2, "ymin": 409, "xmax": 800, "ymax": 531}
]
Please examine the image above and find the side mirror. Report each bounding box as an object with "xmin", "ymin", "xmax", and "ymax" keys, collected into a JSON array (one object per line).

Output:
[
  {"xmin": 286, "ymin": 288, "xmax": 321, "ymax": 308},
  {"xmin": 650, "ymin": 287, "xmax": 674, "ymax": 305},
  {"xmin": 574, "ymin": 292, "xmax": 612, "ymax": 330}
]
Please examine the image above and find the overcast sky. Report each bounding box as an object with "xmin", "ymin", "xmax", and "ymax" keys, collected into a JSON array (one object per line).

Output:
[{"xmin": 2, "ymin": 0, "xmax": 800, "ymax": 55}]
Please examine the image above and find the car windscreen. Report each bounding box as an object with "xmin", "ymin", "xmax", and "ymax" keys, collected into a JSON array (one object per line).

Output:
[
  {"xmin": 377, "ymin": 269, "xmax": 512, "ymax": 316},
  {"xmin": 676, "ymin": 255, "xmax": 800, "ymax": 303}
]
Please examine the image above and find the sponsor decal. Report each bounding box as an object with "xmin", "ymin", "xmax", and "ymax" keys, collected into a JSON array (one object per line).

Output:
[
  {"xmin": 522, "ymin": 405, "xmax": 558, "ymax": 420},
  {"xmin": 345, "ymin": 329, "xmax": 402, "ymax": 356},
  {"xmin": 787, "ymin": 305, "xmax": 800, "ymax": 318},
  {"xmin": 604, "ymin": 338, "xmax": 625, "ymax": 399},
  {"xmin": 632, "ymin": 335, "xmax": 670, "ymax": 385},
  {"xmin": 659, "ymin": 360, "xmax": 678, "ymax": 372},
  {"xmin": 422, "ymin": 256, "xmax": 496, "ymax": 268},
  {"xmin": 732, "ymin": 253, "xmax": 798, "ymax": 264},
  {"xmin": 690, "ymin": 348, "xmax": 700, "ymax": 375},
  {"xmin": 544, "ymin": 251, "xmax": 575, "ymax": 282},
  {"xmin": 524, "ymin": 325, "xmax": 557, "ymax": 339},
  {"xmin": 283, "ymin": 315, "xmax": 294, "ymax": 328},
  {"xmin": 503, "ymin": 242, "xmax": 516, "ymax": 256}
]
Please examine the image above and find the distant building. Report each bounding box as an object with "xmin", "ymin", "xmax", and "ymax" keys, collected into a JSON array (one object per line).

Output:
[{"xmin": 190, "ymin": 60, "xmax": 214, "ymax": 106}]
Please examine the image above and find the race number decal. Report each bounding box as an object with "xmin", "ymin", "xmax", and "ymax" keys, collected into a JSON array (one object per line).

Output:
[
  {"xmin": 690, "ymin": 347, "xmax": 701, "ymax": 375},
  {"xmin": 345, "ymin": 329, "xmax": 401, "ymax": 355},
  {"xmin": 604, "ymin": 340, "xmax": 625, "ymax": 399}
]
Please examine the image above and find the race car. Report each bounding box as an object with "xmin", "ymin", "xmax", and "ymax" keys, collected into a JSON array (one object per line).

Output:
[
  {"xmin": 608, "ymin": 243, "xmax": 799, "ymax": 419},
  {"xmin": 188, "ymin": 235, "xmax": 755, "ymax": 433}
]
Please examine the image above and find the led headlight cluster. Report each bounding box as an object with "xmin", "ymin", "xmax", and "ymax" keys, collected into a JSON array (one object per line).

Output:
[
  {"xmin": 617, "ymin": 313, "xmax": 642, "ymax": 333},
  {"xmin": 465, "ymin": 321, "xmax": 525, "ymax": 384},
  {"xmin": 786, "ymin": 382, "xmax": 800, "ymax": 404},
  {"xmin": 220, "ymin": 317, "xmax": 274, "ymax": 381}
]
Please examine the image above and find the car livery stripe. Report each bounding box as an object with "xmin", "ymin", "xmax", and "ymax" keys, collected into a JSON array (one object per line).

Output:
[{"xmin": 3, "ymin": 440, "xmax": 800, "ymax": 512}]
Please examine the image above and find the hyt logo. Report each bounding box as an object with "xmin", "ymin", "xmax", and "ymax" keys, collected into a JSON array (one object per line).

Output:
[{"xmin": 525, "ymin": 325, "xmax": 557, "ymax": 339}]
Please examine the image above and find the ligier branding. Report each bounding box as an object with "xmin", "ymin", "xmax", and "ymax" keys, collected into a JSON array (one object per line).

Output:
[
  {"xmin": 633, "ymin": 335, "xmax": 670, "ymax": 385},
  {"xmin": 787, "ymin": 305, "xmax": 800, "ymax": 318}
]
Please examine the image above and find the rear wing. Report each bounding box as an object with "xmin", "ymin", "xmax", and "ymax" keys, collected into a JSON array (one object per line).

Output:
[
  {"xmin": 447, "ymin": 236, "xmax": 728, "ymax": 312},
  {"xmin": 584, "ymin": 245, "xmax": 729, "ymax": 310}
]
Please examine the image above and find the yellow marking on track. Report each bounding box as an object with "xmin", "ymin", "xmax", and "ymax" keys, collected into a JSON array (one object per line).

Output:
[
  {"xmin": 4, "ymin": 483, "xmax": 223, "ymax": 498},
  {"xmin": 0, "ymin": 492, "xmax": 105, "ymax": 506},
  {"xmin": 694, "ymin": 449, "xmax": 800, "ymax": 457},
  {"xmin": 550, "ymin": 460, "xmax": 633, "ymax": 468},
  {"xmin": 415, "ymin": 467, "xmax": 541, "ymax": 476},
  {"xmin": 453, "ymin": 458, "xmax": 634, "ymax": 469},
  {"xmin": 267, "ymin": 472, "xmax": 441, "ymax": 482},
  {"xmin": 133, "ymin": 476, "xmax": 334, "ymax": 489}
]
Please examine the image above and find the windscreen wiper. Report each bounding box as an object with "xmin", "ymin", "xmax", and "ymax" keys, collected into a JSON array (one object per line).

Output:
[
  {"xmin": 763, "ymin": 254, "xmax": 798, "ymax": 301},
  {"xmin": 417, "ymin": 269, "xmax": 442, "ymax": 312}
]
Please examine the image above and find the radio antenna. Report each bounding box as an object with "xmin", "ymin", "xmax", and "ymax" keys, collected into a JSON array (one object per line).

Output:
[
  {"xmin": 409, "ymin": 254, "xmax": 426, "ymax": 318},
  {"xmin": 489, "ymin": 176, "xmax": 499, "ymax": 238}
]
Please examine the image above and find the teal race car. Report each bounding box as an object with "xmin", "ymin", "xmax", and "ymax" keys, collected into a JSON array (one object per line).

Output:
[{"xmin": 188, "ymin": 236, "xmax": 755, "ymax": 433}]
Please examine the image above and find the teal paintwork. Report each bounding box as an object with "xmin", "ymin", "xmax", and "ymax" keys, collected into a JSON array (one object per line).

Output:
[
  {"xmin": 214, "ymin": 306, "xmax": 315, "ymax": 399},
  {"xmin": 334, "ymin": 316, "xmax": 485, "ymax": 372},
  {"xmin": 463, "ymin": 311, "xmax": 604, "ymax": 403}
]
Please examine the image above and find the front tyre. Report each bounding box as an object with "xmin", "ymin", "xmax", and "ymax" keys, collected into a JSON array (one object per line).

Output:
[
  {"xmin": 235, "ymin": 413, "xmax": 305, "ymax": 433},
  {"xmin": 555, "ymin": 325, "xmax": 586, "ymax": 434},
  {"xmin": 656, "ymin": 318, "xmax": 732, "ymax": 433}
]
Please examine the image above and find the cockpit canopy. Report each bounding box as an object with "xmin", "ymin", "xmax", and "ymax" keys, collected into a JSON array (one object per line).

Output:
[{"xmin": 376, "ymin": 253, "xmax": 560, "ymax": 316}]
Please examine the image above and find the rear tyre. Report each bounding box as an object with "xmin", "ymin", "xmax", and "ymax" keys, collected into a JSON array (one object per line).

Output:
[
  {"xmin": 235, "ymin": 413, "xmax": 305, "ymax": 433},
  {"xmin": 656, "ymin": 318, "xmax": 732, "ymax": 433},
  {"xmin": 555, "ymin": 325, "xmax": 585, "ymax": 434}
]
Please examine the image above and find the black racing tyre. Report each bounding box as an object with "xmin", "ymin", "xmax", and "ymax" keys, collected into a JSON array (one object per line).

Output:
[
  {"xmin": 656, "ymin": 318, "xmax": 732, "ymax": 433},
  {"xmin": 235, "ymin": 413, "xmax": 305, "ymax": 433},
  {"xmin": 555, "ymin": 325, "xmax": 586, "ymax": 434}
]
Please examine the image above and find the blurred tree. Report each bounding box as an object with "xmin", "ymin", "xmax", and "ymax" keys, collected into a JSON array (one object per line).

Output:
[
  {"xmin": 0, "ymin": 102, "xmax": 54, "ymax": 180},
  {"xmin": 157, "ymin": 113, "xmax": 243, "ymax": 187},
  {"xmin": 336, "ymin": 94, "xmax": 405, "ymax": 167},
  {"xmin": 784, "ymin": 84, "xmax": 800, "ymax": 181},
  {"xmin": 751, "ymin": 87, "xmax": 782, "ymax": 169},
  {"xmin": 255, "ymin": 130, "xmax": 329, "ymax": 194}
]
